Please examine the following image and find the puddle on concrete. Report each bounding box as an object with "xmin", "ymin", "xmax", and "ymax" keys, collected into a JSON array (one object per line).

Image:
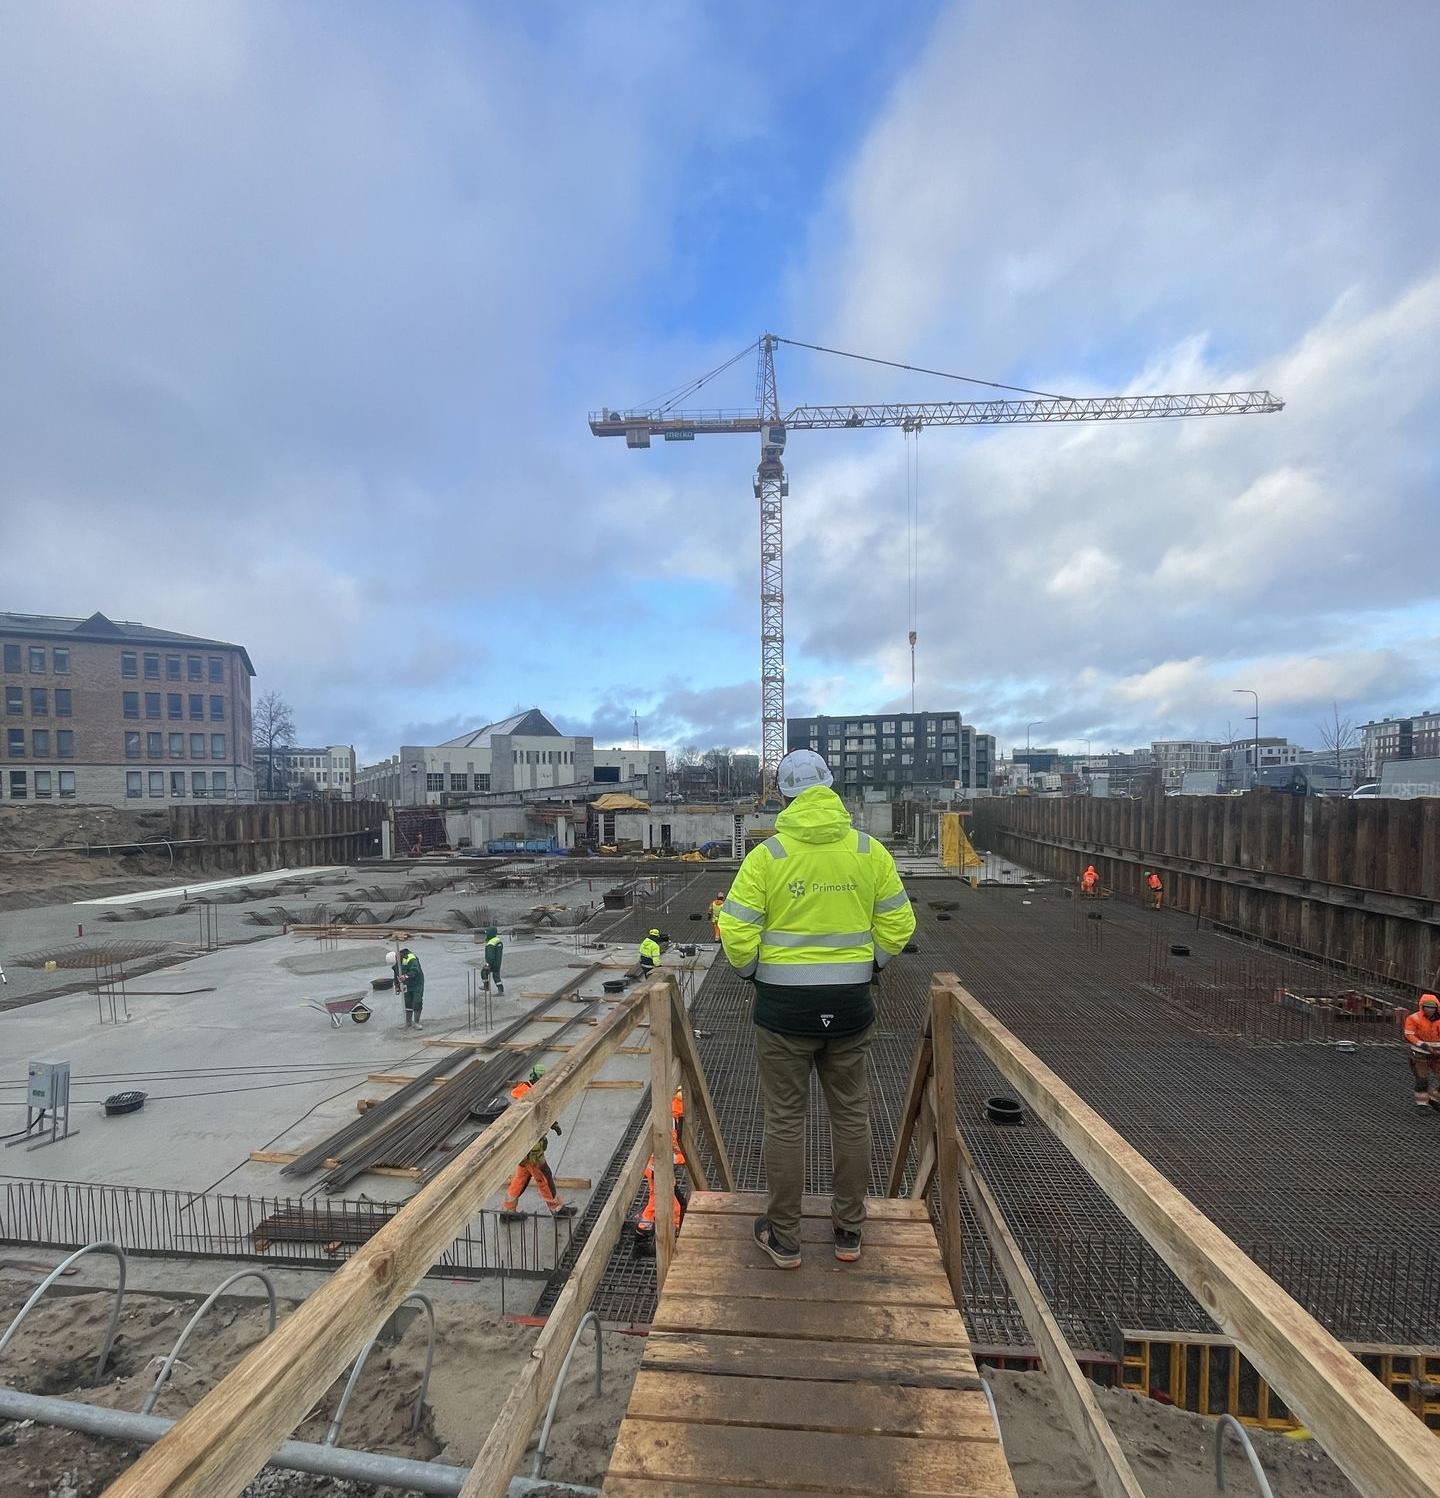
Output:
[{"xmin": 279, "ymin": 947, "xmax": 389, "ymax": 975}]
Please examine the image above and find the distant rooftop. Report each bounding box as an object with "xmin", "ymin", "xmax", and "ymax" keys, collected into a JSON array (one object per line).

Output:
[
  {"xmin": 0, "ymin": 611, "xmax": 255, "ymax": 675},
  {"xmin": 440, "ymin": 708, "xmax": 562, "ymax": 748}
]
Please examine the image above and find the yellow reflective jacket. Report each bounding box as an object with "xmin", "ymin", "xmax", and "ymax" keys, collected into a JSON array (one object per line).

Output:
[
  {"xmin": 638, "ymin": 936, "xmax": 661, "ymax": 965},
  {"xmin": 718, "ymin": 787, "xmax": 914, "ymax": 992}
]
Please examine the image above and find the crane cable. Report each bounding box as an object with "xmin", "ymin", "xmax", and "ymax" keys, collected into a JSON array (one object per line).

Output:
[
  {"xmin": 774, "ymin": 335, "xmax": 1073, "ymax": 402},
  {"xmin": 905, "ymin": 428, "xmax": 920, "ymax": 712}
]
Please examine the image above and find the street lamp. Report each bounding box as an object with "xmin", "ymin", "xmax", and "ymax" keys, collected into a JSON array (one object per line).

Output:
[
  {"xmin": 1232, "ymin": 690, "xmax": 1259, "ymax": 788},
  {"xmin": 1026, "ymin": 720, "xmax": 1044, "ymax": 754}
]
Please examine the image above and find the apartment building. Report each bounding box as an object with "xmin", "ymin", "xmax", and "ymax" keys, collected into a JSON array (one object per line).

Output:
[
  {"xmin": 1, "ymin": 612, "xmax": 255, "ymax": 806},
  {"xmin": 785, "ymin": 711, "xmax": 992, "ymax": 797},
  {"xmin": 1360, "ymin": 713, "xmax": 1440, "ymax": 777}
]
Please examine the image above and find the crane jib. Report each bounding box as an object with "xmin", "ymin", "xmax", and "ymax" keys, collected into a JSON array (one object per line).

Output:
[{"xmin": 588, "ymin": 390, "xmax": 1283, "ymax": 437}]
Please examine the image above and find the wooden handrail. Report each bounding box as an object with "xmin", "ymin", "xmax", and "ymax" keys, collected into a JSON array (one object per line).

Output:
[
  {"xmin": 101, "ymin": 979, "xmax": 666, "ymax": 1498},
  {"xmin": 936, "ymin": 974, "xmax": 1440, "ymax": 1498}
]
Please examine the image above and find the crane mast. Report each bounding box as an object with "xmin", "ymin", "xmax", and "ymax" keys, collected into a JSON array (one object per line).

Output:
[{"xmin": 590, "ymin": 335, "xmax": 1283, "ymax": 797}]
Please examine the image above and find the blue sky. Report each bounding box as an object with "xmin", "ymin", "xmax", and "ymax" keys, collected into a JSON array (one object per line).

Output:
[{"xmin": 2, "ymin": 1, "xmax": 1437, "ymax": 763}]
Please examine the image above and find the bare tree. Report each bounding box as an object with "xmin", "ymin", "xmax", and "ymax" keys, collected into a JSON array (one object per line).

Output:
[
  {"xmin": 1317, "ymin": 701, "xmax": 1358, "ymax": 783},
  {"xmin": 252, "ymin": 691, "xmax": 297, "ymax": 798}
]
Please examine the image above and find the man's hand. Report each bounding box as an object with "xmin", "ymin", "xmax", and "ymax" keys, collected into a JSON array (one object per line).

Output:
[{"xmin": 551, "ymin": 1121, "xmax": 563, "ymax": 1137}]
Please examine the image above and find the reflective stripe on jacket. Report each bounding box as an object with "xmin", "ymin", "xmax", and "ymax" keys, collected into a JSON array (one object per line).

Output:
[{"xmin": 717, "ymin": 785, "xmax": 915, "ymax": 987}]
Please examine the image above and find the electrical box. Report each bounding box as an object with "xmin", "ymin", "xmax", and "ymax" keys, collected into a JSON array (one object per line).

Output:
[{"xmin": 27, "ymin": 1060, "xmax": 70, "ymax": 1112}]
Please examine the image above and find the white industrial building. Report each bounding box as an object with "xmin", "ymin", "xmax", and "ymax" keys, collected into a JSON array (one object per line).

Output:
[{"xmin": 355, "ymin": 709, "xmax": 667, "ymax": 806}]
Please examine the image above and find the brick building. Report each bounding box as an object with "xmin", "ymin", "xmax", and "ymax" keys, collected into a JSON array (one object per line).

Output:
[{"xmin": 1, "ymin": 612, "xmax": 255, "ymax": 806}]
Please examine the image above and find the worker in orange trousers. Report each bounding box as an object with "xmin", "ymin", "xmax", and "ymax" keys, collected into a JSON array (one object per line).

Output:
[
  {"xmin": 1403, "ymin": 992, "xmax": 1440, "ymax": 1108},
  {"xmin": 1145, "ymin": 870, "xmax": 1163, "ymax": 909},
  {"xmin": 500, "ymin": 1067, "xmax": 576, "ymax": 1219},
  {"xmin": 1080, "ymin": 865, "xmax": 1099, "ymax": 897},
  {"xmin": 709, "ymin": 892, "xmax": 725, "ymax": 943}
]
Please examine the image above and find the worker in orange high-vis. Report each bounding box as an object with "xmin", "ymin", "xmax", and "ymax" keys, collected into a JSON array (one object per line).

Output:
[
  {"xmin": 633, "ymin": 1087, "xmax": 686, "ymax": 1256},
  {"xmin": 500, "ymin": 1066, "xmax": 577, "ymax": 1221},
  {"xmin": 1080, "ymin": 865, "xmax": 1099, "ymax": 897},
  {"xmin": 1403, "ymin": 992, "xmax": 1440, "ymax": 1108},
  {"xmin": 1145, "ymin": 870, "xmax": 1163, "ymax": 910},
  {"xmin": 709, "ymin": 892, "xmax": 725, "ymax": 943}
]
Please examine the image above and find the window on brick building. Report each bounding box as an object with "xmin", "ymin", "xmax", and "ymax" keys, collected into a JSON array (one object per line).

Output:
[
  {"xmin": 167, "ymin": 693, "xmax": 182, "ymax": 719},
  {"xmin": 170, "ymin": 733, "xmax": 185, "ymax": 759},
  {"xmin": 211, "ymin": 734, "xmax": 225, "ymax": 758},
  {"xmin": 53, "ymin": 649, "xmax": 69, "ymax": 674},
  {"xmin": 191, "ymin": 771, "xmax": 208, "ymax": 797},
  {"xmin": 4, "ymin": 686, "xmax": 20, "ymax": 715},
  {"xmin": 126, "ymin": 771, "xmax": 142, "ymax": 798},
  {"xmin": 124, "ymin": 732, "xmax": 141, "ymax": 759},
  {"xmin": 426, "ymin": 773, "xmax": 444, "ymax": 791},
  {"xmin": 145, "ymin": 693, "xmax": 160, "ymax": 719},
  {"xmin": 30, "ymin": 688, "xmax": 47, "ymax": 716},
  {"xmin": 211, "ymin": 770, "xmax": 227, "ymax": 796},
  {"xmin": 28, "ymin": 647, "xmax": 45, "ymax": 673},
  {"xmin": 31, "ymin": 729, "xmax": 49, "ymax": 757},
  {"xmin": 170, "ymin": 771, "xmax": 186, "ymax": 797},
  {"xmin": 121, "ymin": 651, "xmax": 137, "ymax": 677},
  {"xmin": 189, "ymin": 693, "xmax": 203, "ymax": 720},
  {"xmin": 58, "ymin": 771, "xmax": 75, "ymax": 799},
  {"xmin": 57, "ymin": 730, "xmax": 74, "ymax": 758},
  {"xmin": 147, "ymin": 733, "xmax": 163, "ymax": 758},
  {"xmin": 6, "ymin": 728, "xmax": 24, "ymax": 757},
  {"xmin": 8, "ymin": 770, "xmax": 26, "ymax": 799},
  {"xmin": 3, "ymin": 644, "xmax": 19, "ymax": 673},
  {"xmin": 55, "ymin": 689, "xmax": 71, "ymax": 716},
  {"xmin": 191, "ymin": 734, "xmax": 206, "ymax": 758},
  {"xmin": 143, "ymin": 653, "xmax": 160, "ymax": 679},
  {"xmin": 187, "ymin": 656, "xmax": 202, "ymax": 681},
  {"xmin": 450, "ymin": 773, "xmax": 468, "ymax": 791},
  {"xmin": 123, "ymin": 691, "xmax": 140, "ymax": 719},
  {"xmin": 166, "ymin": 655, "xmax": 181, "ymax": 681},
  {"xmin": 208, "ymin": 656, "xmax": 223, "ymax": 683},
  {"xmin": 33, "ymin": 770, "xmax": 52, "ymax": 799},
  {"xmin": 210, "ymin": 695, "xmax": 224, "ymax": 721}
]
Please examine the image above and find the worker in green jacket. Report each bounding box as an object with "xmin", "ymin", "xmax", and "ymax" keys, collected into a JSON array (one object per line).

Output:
[
  {"xmin": 718, "ymin": 748, "xmax": 914, "ymax": 1269},
  {"xmin": 483, "ymin": 927, "xmax": 505, "ymax": 995},
  {"xmin": 397, "ymin": 946, "xmax": 425, "ymax": 1029},
  {"xmin": 638, "ymin": 929, "xmax": 662, "ymax": 973}
]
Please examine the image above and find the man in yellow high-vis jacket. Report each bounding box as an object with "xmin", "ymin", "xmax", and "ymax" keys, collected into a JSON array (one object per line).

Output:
[{"xmin": 718, "ymin": 748, "xmax": 914, "ymax": 1268}]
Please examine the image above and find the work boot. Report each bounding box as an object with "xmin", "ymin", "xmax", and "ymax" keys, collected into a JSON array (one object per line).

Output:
[
  {"xmin": 1417, "ymin": 1093, "xmax": 1432, "ymax": 1108},
  {"xmin": 752, "ymin": 1216, "xmax": 801, "ymax": 1270},
  {"xmin": 499, "ymin": 1209, "xmax": 524, "ymax": 1223},
  {"xmin": 413, "ymin": 1017, "xmax": 424, "ymax": 1030},
  {"xmin": 833, "ymin": 1223, "xmax": 863, "ymax": 1263},
  {"xmin": 553, "ymin": 1203, "xmax": 577, "ymax": 1218}
]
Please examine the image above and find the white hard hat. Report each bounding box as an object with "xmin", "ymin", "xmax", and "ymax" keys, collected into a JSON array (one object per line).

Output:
[
  {"xmin": 385, "ymin": 950, "xmax": 398, "ymax": 964},
  {"xmin": 776, "ymin": 748, "xmax": 834, "ymax": 798}
]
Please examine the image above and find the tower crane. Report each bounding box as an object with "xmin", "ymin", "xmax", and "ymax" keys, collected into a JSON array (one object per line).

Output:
[{"xmin": 590, "ymin": 333, "xmax": 1283, "ymax": 796}]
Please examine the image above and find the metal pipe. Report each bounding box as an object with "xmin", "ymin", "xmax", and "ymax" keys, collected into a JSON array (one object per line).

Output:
[
  {"xmin": 0, "ymin": 1242, "xmax": 127, "ymax": 1383},
  {"xmin": 140, "ymin": 1269, "xmax": 277, "ymax": 1415},
  {"xmin": 532, "ymin": 1309, "xmax": 603, "ymax": 1479},
  {"xmin": 0, "ymin": 1386, "xmax": 601, "ymax": 1496},
  {"xmin": 326, "ymin": 1291, "xmax": 435, "ymax": 1446},
  {"xmin": 1215, "ymin": 1412, "xmax": 1276, "ymax": 1498}
]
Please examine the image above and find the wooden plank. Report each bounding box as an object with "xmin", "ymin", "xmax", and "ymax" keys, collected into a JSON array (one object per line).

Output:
[
  {"xmin": 248, "ymin": 1150, "xmax": 298, "ymax": 1166},
  {"xmin": 885, "ymin": 1022, "xmax": 933, "ymax": 1195},
  {"xmin": 676, "ymin": 1239, "xmax": 941, "ymax": 1276},
  {"xmin": 946, "ymin": 983, "xmax": 1440, "ymax": 1498},
  {"xmin": 678, "ymin": 1214, "xmax": 937, "ymax": 1248},
  {"xmin": 661, "ymin": 1260, "xmax": 955, "ymax": 1308},
  {"xmin": 624, "ymin": 1369, "xmax": 997, "ymax": 1441},
  {"xmin": 554, "ymin": 1177, "xmax": 592, "ymax": 1190},
  {"xmin": 952, "ymin": 1123, "xmax": 1146, "ymax": 1498},
  {"xmin": 652, "ymin": 1295, "xmax": 967, "ymax": 1348},
  {"xmin": 587, "ymin": 1079, "xmax": 644, "ymax": 1090},
  {"xmin": 648, "ymin": 982, "xmax": 677, "ymax": 1282},
  {"xmin": 929, "ymin": 982, "xmax": 963, "ymax": 1302},
  {"xmin": 641, "ymin": 1331, "xmax": 978, "ymax": 1388},
  {"xmin": 457, "ymin": 1128, "xmax": 650, "ymax": 1498},
  {"xmin": 668, "ymin": 989, "xmax": 734, "ymax": 1192},
  {"xmin": 101, "ymin": 984, "xmax": 650, "ymax": 1498},
  {"xmin": 604, "ymin": 1484, "xmax": 986, "ymax": 1498},
  {"xmin": 686, "ymin": 1192, "xmax": 928, "ymax": 1222},
  {"xmin": 608, "ymin": 1419, "xmax": 1013, "ymax": 1498}
]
